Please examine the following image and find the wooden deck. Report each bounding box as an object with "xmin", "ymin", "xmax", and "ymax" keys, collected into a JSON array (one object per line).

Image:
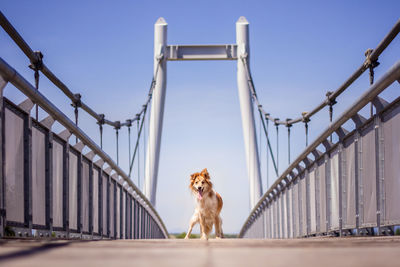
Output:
[{"xmin": 1, "ymin": 236, "xmax": 400, "ymax": 267}]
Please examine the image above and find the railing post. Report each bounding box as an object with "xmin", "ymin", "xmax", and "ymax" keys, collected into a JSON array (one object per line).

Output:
[
  {"xmin": 338, "ymin": 144, "xmax": 344, "ymax": 237},
  {"xmin": 106, "ymin": 175, "xmax": 110, "ymax": 237},
  {"xmin": 354, "ymin": 131, "xmax": 360, "ymax": 235},
  {"xmin": 98, "ymin": 167, "xmax": 103, "ymax": 238},
  {"xmin": 263, "ymin": 204, "xmax": 267, "ymax": 239},
  {"xmin": 315, "ymin": 165, "xmax": 321, "ymax": 234},
  {"xmin": 145, "ymin": 17, "xmax": 168, "ymax": 206},
  {"xmin": 305, "ymin": 170, "xmax": 311, "ymax": 236},
  {"xmin": 88, "ymin": 160, "xmax": 93, "ymax": 237},
  {"xmin": 0, "ymin": 76, "xmax": 6, "ymax": 237},
  {"xmin": 286, "ymin": 190, "xmax": 290, "ymax": 238},
  {"xmin": 24, "ymin": 108, "xmax": 33, "ymax": 237},
  {"xmin": 325, "ymin": 153, "xmax": 331, "ymax": 235},
  {"xmin": 291, "ymin": 184, "xmax": 296, "ymax": 238},
  {"xmin": 64, "ymin": 141, "xmax": 70, "ymax": 238},
  {"xmin": 77, "ymin": 152, "xmax": 82, "ymax": 237},
  {"xmin": 113, "ymin": 180, "xmax": 117, "ymax": 239},
  {"xmin": 373, "ymin": 108, "xmax": 385, "ymax": 235},
  {"xmin": 119, "ymin": 185, "xmax": 123, "ymax": 239},
  {"xmin": 46, "ymin": 130, "xmax": 53, "ymax": 235}
]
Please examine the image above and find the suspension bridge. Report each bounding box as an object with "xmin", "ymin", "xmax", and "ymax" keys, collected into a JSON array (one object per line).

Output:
[{"xmin": 0, "ymin": 10, "xmax": 400, "ymax": 266}]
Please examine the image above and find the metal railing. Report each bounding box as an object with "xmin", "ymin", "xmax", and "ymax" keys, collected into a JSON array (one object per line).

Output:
[
  {"xmin": 254, "ymin": 19, "xmax": 400, "ymax": 126},
  {"xmin": 0, "ymin": 52, "xmax": 168, "ymax": 239},
  {"xmin": 0, "ymin": 11, "xmax": 157, "ymax": 182},
  {"xmin": 239, "ymin": 60, "xmax": 400, "ymax": 238}
]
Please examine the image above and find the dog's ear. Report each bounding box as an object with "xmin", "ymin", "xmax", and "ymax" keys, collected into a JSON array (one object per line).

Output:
[
  {"xmin": 190, "ymin": 173, "xmax": 198, "ymax": 182},
  {"xmin": 201, "ymin": 168, "xmax": 210, "ymax": 180}
]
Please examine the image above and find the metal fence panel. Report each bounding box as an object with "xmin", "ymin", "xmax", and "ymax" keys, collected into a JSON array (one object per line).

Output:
[
  {"xmin": 300, "ymin": 175, "xmax": 307, "ymax": 236},
  {"xmin": 267, "ymin": 202, "xmax": 271, "ymax": 238},
  {"xmin": 282, "ymin": 190, "xmax": 288, "ymax": 238},
  {"xmin": 273, "ymin": 199, "xmax": 277, "ymax": 238},
  {"xmin": 317, "ymin": 161, "xmax": 327, "ymax": 233},
  {"xmin": 68, "ymin": 150, "xmax": 78, "ymax": 231},
  {"xmin": 288, "ymin": 185, "xmax": 293, "ymax": 238},
  {"xmin": 4, "ymin": 107, "xmax": 25, "ymax": 224},
  {"xmin": 360, "ymin": 123, "xmax": 377, "ymax": 227},
  {"xmin": 329, "ymin": 149, "xmax": 340, "ymax": 231},
  {"xmin": 116, "ymin": 184, "xmax": 120, "ymax": 238},
  {"xmin": 382, "ymin": 104, "xmax": 400, "ymax": 225},
  {"xmin": 122, "ymin": 190, "xmax": 126, "ymax": 239},
  {"xmin": 278, "ymin": 195, "xmax": 282, "ymax": 238},
  {"xmin": 52, "ymin": 138, "xmax": 64, "ymax": 228},
  {"xmin": 32, "ymin": 125, "xmax": 46, "ymax": 227},
  {"xmin": 293, "ymin": 180, "xmax": 299, "ymax": 237},
  {"xmin": 343, "ymin": 137, "xmax": 356, "ymax": 229},
  {"xmin": 132, "ymin": 199, "xmax": 135, "ymax": 238},
  {"xmin": 109, "ymin": 180, "xmax": 115, "ymax": 238},
  {"xmin": 134, "ymin": 199, "xmax": 138, "ymax": 239},
  {"xmin": 82, "ymin": 159, "xmax": 90, "ymax": 233},
  {"xmin": 92, "ymin": 167, "xmax": 99, "ymax": 234},
  {"xmin": 271, "ymin": 199, "xmax": 276, "ymax": 238},
  {"xmin": 309, "ymin": 169, "xmax": 317, "ymax": 234},
  {"xmin": 102, "ymin": 173, "xmax": 108, "ymax": 236}
]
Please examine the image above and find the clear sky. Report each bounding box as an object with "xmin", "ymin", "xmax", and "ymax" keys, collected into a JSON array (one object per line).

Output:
[{"xmin": 1, "ymin": 1, "xmax": 399, "ymax": 234}]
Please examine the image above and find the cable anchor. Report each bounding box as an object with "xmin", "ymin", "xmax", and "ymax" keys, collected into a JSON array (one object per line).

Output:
[
  {"xmin": 302, "ymin": 112, "xmax": 310, "ymax": 147},
  {"xmin": 28, "ymin": 51, "xmax": 43, "ymax": 120},
  {"xmin": 97, "ymin": 114, "xmax": 105, "ymax": 149}
]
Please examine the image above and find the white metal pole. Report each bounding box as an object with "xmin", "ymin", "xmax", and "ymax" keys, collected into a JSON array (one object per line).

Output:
[
  {"xmin": 236, "ymin": 16, "xmax": 262, "ymax": 209},
  {"xmin": 144, "ymin": 17, "xmax": 167, "ymax": 206}
]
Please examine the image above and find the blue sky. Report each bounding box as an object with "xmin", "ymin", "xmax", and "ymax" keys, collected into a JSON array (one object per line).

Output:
[{"xmin": 1, "ymin": 1, "xmax": 399, "ymax": 234}]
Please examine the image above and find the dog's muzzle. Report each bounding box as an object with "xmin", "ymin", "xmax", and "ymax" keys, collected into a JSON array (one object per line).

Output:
[{"xmin": 197, "ymin": 187, "xmax": 204, "ymax": 200}]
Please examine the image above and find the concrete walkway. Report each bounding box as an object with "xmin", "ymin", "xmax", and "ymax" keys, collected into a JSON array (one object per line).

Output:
[{"xmin": 1, "ymin": 236, "xmax": 400, "ymax": 267}]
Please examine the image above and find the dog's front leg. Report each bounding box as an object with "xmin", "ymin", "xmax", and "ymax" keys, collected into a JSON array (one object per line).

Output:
[
  {"xmin": 199, "ymin": 215, "xmax": 209, "ymax": 240},
  {"xmin": 185, "ymin": 213, "xmax": 199, "ymax": 239}
]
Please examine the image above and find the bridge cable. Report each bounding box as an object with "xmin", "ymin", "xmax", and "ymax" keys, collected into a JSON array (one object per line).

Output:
[
  {"xmin": 326, "ymin": 91, "xmax": 336, "ymax": 142},
  {"xmin": 365, "ymin": 48, "xmax": 380, "ymax": 117},
  {"xmin": 305, "ymin": 121, "xmax": 309, "ymax": 147},
  {"xmin": 115, "ymin": 121, "xmax": 121, "ymax": 165},
  {"xmin": 286, "ymin": 119, "xmax": 292, "ymax": 164},
  {"xmin": 137, "ymin": 115, "xmax": 140, "ymax": 186},
  {"xmin": 143, "ymin": 107, "xmax": 147, "ymax": 192},
  {"xmin": 266, "ymin": 116, "xmax": 270, "ymax": 189},
  {"xmin": 126, "ymin": 57, "xmax": 161, "ymax": 181},
  {"xmin": 71, "ymin": 93, "xmax": 81, "ymax": 144},
  {"xmin": 258, "ymin": 110, "xmax": 262, "ymax": 174},
  {"xmin": 240, "ymin": 56, "xmax": 279, "ymax": 177},
  {"xmin": 127, "ymin": 119, "xmax": 133, "ymax": 171},
  {"xmin": 28, "ymin": 51, "xmax": 43, "ymax": 121},
  {"xmin": 128, "ymin": 107, "xmax": 148, "ymax": 179},
  {"xmin": 97, "ymin": 114, "xmax": 105, "ymax": 149},
  {"xmin": 302, "ymin": 112, "xmax": 310, "ymax": 147},
  {"xmin": 274, "ymin": 119, "xmax": 279, "ymax": 174},
  {"xmin": 258, "ymin": 111, "xmax": 278, "ymax": 178}
]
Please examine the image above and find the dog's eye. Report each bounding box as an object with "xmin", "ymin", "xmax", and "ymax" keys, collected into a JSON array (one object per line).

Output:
[{"xmin": 202, "ymin": 181, "xmax": 204, "ymax": 184}]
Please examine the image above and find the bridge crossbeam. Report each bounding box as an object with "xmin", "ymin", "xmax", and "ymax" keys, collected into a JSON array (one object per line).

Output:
[{"xmin": 166, "ymin": 44, "xmax": 238, "ymax": 61}]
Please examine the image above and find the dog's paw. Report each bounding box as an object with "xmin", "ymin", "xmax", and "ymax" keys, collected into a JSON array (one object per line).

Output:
[
  {"xmin": 216, "ymin": 236, "xmax": 222, "ymax": 239},
  {"xmin": 184, "ymin": 236, "xmax": 189, "ymax": 240}
]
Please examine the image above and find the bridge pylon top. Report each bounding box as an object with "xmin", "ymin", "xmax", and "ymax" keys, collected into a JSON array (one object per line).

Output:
[
  {"xmin": 236, "ymin": 16, "xmax": 249, "ymax": 24},
  {"xmin": 155, "ymin": 17, "xmax": 167, "ymax": 25}
]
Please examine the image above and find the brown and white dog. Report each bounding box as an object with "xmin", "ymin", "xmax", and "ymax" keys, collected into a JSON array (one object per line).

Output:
[{"xmin": 185, "ymin": 168, "xmax": 223, "ymax": 240}]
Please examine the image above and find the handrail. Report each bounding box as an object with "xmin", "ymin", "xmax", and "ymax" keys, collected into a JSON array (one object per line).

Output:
[
  {"xmin": 0, "ymin": 57, "xmax": 169, "ymax": 238},
  {"xmin": 239, "ymin": 60, "xmax": 400, "ymax": 237},
  {"xmin": 251, "ymin": 18, "xmax": 400, "ymax": 126}
]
